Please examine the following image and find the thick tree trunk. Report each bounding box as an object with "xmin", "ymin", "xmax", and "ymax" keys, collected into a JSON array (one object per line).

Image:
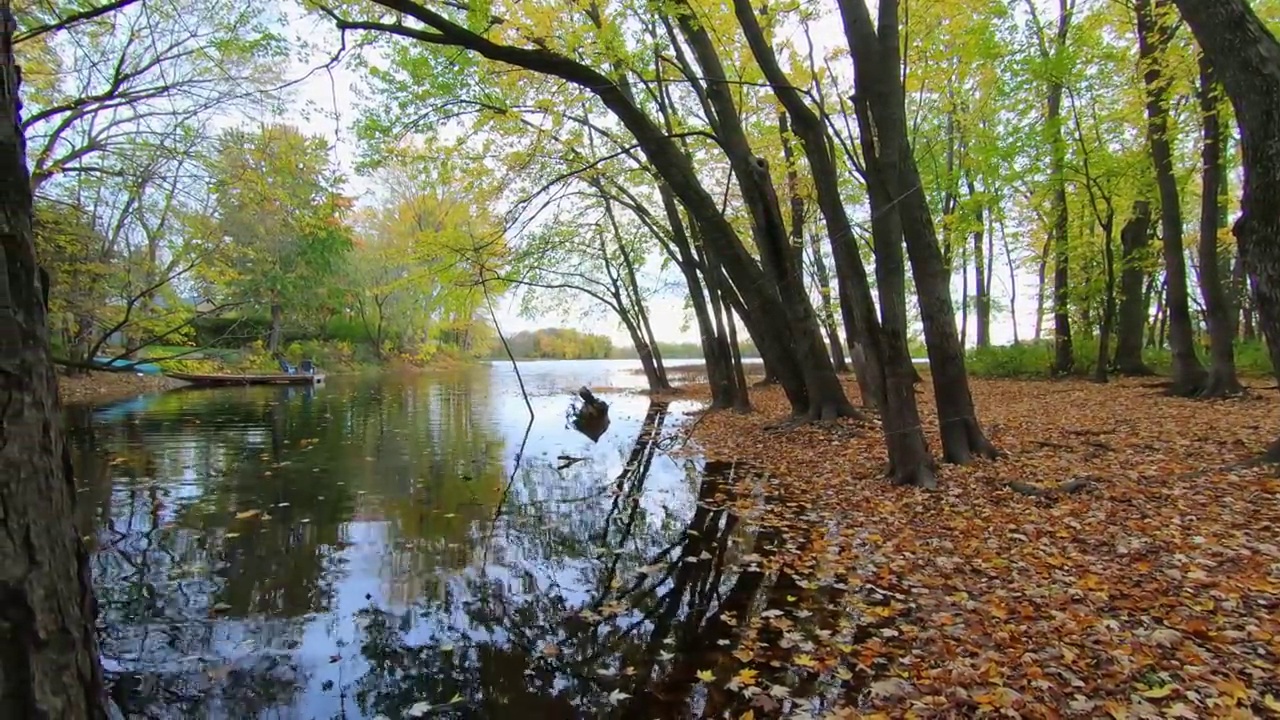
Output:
[
  {"xmin": 836, "ymin": 0, "xmax": 995, "ymax": 470},
  {"xmin": 0, "ymin": 10, "xmax": 108, "ymax": 715},
  {"xmin": 1048, "ymin": 79, "xmax": 1074, "ymax": 374},
  {"xmin": 1196, "ymin": 55, "xmax": 1243, "ymax": 397},
  {"xmin": 1114, "ymin": 202, "xmax": 1155, "ymax": 374},
  {"xmin": 1168, "ymin": 0, "xmax": 1280, "ymax": 452},
  {"xmin": 1136, "ymin": 0, "xmax": 1207, "ymax": 395}
]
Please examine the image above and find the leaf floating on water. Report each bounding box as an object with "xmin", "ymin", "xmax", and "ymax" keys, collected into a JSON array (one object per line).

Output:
[
  {"xmin": 443, "ymin": 513, "xmax": 457, "ymax": 518},
  {"xmin": 696, "ymin": 669, "xmax": 715, "ymax": 682},
  {"xmin": 211, "ymin": 603, "xmax": 232, "ymax": 613},
  {"xmin": 439, "ymin": 644, "xmax": 454, "ymax": 652},
  {"xmin": 606, "ymin": 689, "xmax": 630, "ymax": 705},
  {"xmin": 224, "ymin": 532, "xmax": 240, "ymax": 539},
  {"xmin": 234, "ymin": 509, "xmax": 260, "ymax": 520},
  {"xmin": 406, "ymin": 701, "xmax": 433, "ymax": 717},
  {"xmin": 540, "ymin": 642, "xmax": 560, "ymax": 657}
]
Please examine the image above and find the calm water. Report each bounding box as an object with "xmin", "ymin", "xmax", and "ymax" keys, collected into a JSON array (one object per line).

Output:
[{"xmin": 67, "ymin": 359, "xmax": 854, "ymax": 719}]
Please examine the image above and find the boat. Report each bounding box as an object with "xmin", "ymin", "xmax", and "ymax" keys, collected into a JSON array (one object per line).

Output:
[{"xmin": 163, "ymin": 371, "xmax": 325, "ymax": 386}]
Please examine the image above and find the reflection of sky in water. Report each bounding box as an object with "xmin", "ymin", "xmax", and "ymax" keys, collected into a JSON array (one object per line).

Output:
[{"xmin": 70, "ymin": 359, "xmax": 717, "ymax": 718}]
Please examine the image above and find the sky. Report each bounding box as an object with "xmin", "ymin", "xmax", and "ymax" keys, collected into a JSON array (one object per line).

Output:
[{"xmin": 273, "ymin": 5, "xmax": 1044, "ymax": 348}]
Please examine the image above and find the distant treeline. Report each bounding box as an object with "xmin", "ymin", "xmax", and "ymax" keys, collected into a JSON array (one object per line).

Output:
[
  {"xmin": 491, "ymin": 327, "xmax": 762, "ymax": 360},
  {"xmin": 611, "ymin": 340, "xmax": 760, "ymax": 359},
  {"xmin": 494, "ymin": 328, "xmax": 614, "ymax": 359}
]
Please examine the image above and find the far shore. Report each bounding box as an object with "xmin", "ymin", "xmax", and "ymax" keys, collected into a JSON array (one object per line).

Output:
[{"xmin": 58, "ymin": 371, "xmax": 188, "ymax": 406}]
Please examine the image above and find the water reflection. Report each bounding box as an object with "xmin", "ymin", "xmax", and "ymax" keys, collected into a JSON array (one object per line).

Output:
[{"xmin": 67, "ymin": 363, "xmax": 853, "ymax": 718}]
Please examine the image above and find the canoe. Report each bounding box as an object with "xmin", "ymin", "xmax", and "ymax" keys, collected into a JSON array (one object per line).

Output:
[{"xmin": 163, "ymin": 371, "xmax": 325, "ymax": 386}]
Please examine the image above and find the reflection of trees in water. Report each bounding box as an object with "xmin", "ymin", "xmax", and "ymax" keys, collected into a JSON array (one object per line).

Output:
[
  {"xmin": 67, "ymin": 374, "xmax": 504, "ymax": 717},
  {"xmin": 342, "ymin": 403, "xmax": 843, "ymax": 719}
]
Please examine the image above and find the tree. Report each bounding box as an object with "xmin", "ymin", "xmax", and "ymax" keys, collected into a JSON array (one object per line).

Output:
[
  {"xmin": 0, "ymin": 3, "xmax": 107, "ymax": 715},
  {"xmin": 201, "ymin": 123, "xmax": 353, "ymax": 352},
  {"xmin": 1134, "ymin": 0, "xmax": 1206, "ymax": 395},
  {"xmin": 1168, "ymin": 0, "xmax": 1280, "ymax": 452}
]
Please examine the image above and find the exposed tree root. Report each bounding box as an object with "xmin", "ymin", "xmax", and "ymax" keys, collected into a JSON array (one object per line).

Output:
[
  {"xmin": 1197, "ymin": 371, "xmax": 1245, "ymax": 399},
  {"xmin": 1007, "ymin": 478, "xmax": 1091, "ymax": 498},
  {"xmin": 939, "ymin": 416, "xmax": 1001, "ymax": 464},
  {"xmin": 889, "ymin": 461, "xmax": 938, "ymax": 490}
]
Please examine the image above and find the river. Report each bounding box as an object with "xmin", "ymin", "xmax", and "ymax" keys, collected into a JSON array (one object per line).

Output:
[{"xmin": 66, "ymin": 359, "xmax": 805, "ymax": 719}]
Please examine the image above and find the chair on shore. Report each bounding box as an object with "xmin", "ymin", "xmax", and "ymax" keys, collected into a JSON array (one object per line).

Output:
[
  {"xmin": 300, "ymin": 359, "xmax": 316, "ymax": 375},
  {"xmin": 277, "ymin": 358, "xmax": 297, "ymax": 375}
]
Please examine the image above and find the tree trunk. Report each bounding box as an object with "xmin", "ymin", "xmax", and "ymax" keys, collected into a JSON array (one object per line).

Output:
[
  {"xmin": 0, "ymin": 10, "xmax": 108, "ymax": 714},
  {"xmin": 731, "ymin": 0, "xmax": 887, "ymax": 409},
  {"xmin": 1033, "ymin": 233, "xmax": 1049, "ymax": 341},
  {"xmin": 778, "ymin": 112, "xmax": 848, "ymax": 375},
  {"xmin": 1095, "ymin": 214, "xmax": 1118, "ymax": 383},
  {"xmin": 1168, "ymin": 0, "xmax": 1280, "ymax": 452},
  {"xmin": 836, "ymin": 0, "xmax": 995, "ymax": 469},
  {"xmin": 268, "ymin": 300, "xmax": 283, "ymax": 354},
  {"xmin": 1048, "ymin": 77, "xmax": 1074, "ymax": 374},
  {"xmin": 969, "ymin": 175, "xmax": 991, "ymax": 348},
  {"xmin": 1136, "ymin": 0, "xmax": 1207, "ymax": 395},
  {"xmin": 1196, "ymin": 54, "xmax": 1243, "ymax": 397},
  {"xmin": 677, "ymin": 15, "xmax": 857, "ymax": 420},
  {"xmin": 1114, "ymin": 202, "xmax": 1155, "ymax": 374}
]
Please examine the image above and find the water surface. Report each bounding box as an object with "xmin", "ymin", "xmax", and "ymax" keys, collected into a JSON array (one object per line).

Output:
[{"xmin": 69, "ymin": 359, "xmax": 855, "ymax": 719}]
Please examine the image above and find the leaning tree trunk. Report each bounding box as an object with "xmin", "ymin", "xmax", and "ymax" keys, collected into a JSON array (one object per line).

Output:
[
  {"xmin": 1114, "ymin": 202, "xmax": 1155, "ymax": 374},
  {"xmin": 1136, "ymin": 0, "xmax": 1207, "ymax": 395},
  {"xmin": 837, "ymin": 0, "xmax": 997, "ymax": 467},
  {"xmin": 1167, "ymin": 0, "xmax": 1280, "ymax": 454},
  {"xmin": 1196, "ymin": 54, "xmax": 1243, "ymax": 397},
  {"xmin": 0, "ymin": 8, "xmax": 108, "ymax": 716}
]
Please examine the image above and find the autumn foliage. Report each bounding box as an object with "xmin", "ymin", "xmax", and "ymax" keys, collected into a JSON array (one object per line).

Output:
[{"xmin": 678, "ymin": 376, "xmax": 1280, "ymax": 718}]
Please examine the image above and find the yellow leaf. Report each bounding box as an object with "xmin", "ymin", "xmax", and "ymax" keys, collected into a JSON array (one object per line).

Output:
[
  {"xmin": 834, "ymin": 667, "xmax": 853, "ymax": 681},
  {"xmin": 1105, "ymin": 700, "xmax": 1129, "ymax": 720},
  {"xmin": 793, "ymin": 654, "xmax": 817, "ymax": 668},
  {"xmin": 739, "ymin": 712, "xmax": 755, "ymax": 720},
  {"xmin": 1140, "ymin": 684, "xmax": 1177, "ymax": 699},
  {"xmin": 695, "ymin": 669, "xmax": 715, "ymax": 683},
  {"xmin": 732, "ymin": 667, "xmax": 759, "ymax": 686},
  {"xmin": 234, "ymin": 509, "xmax": 260, "ymax": 520},
  {"xmin": 1264, "ymin": 695, "xmax": 1280, "ymax": 713}
]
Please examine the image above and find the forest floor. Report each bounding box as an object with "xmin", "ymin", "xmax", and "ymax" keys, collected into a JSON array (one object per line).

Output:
[
  {"xmin": 678, "ymin": 376, "xmax": 1280, "ymax": 718},
  {"xmin": 58, "ymin": 371, "xmax": 186, "ymax": 405}
]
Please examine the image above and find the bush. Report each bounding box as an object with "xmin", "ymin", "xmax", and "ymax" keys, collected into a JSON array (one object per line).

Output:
[{"xmin": 964, "ymin": 338, "xmax": 1270, "ymax": 379}]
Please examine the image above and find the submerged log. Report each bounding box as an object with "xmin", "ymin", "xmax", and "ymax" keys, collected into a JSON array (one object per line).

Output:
[{"xmin": 571, "ymin": 386, "xmax": 611, "ymax": 442}]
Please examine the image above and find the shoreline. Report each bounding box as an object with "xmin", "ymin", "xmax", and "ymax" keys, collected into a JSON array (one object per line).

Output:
[{"xmin": 58, "ymin": 371, "xmax": 188, "ymax": 407}]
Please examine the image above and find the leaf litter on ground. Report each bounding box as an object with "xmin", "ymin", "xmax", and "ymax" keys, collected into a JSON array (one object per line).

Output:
[{"xmin": 668, "ymin": 375, "xmax": 1280, "ymax": 718}]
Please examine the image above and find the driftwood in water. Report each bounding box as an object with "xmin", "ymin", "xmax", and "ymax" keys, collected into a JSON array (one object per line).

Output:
[{"xmin": 570, "ymin": 386, "xmax": 611, "ymax": 442}]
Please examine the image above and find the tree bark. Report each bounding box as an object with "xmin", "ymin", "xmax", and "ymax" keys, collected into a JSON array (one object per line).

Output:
[
  {"xmin": 0, "ymin": 7, "xmax": 108, "ymax": 715},
  {"xmin": 1195, "ymin": 54, "xmax": 1243, "ymax": 397},
  {"xmin": 1048, "ymin": 35, "xmax": 1073, "ymax": 375},
  {"xmin": 730, "ymin": 0, "xmax": 889, "ymax": 411},
  {"xmin": 1094, "ymin": 212, "xmax": 1117, "ymax": 383},
  {"xmin": 967, "ymin": 174, "xmax": 991, "ymax": 348},
  {"xmin": 1114, "ymin": 202, "xmax": 1155, "ymax": 374},
  {"xmin": 676, "ymin": 14, "xmax": 857, "ymax": 420},
  {"xmin": 836, "ymin": 0, "xmax": 995, "ymax": 470},
  {"xmin": 1167, "ymin": 0, "xmax": 1280, "ymax": 453},
  {"xmin": 1136, "ymin": 0, "xmax": 1207, "ymax": 395},
  {"xmin": 268, "ymin": 300, "xmax": 283, "ymax": 353}
]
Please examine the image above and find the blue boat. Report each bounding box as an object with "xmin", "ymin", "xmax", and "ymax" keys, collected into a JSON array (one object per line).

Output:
[{"xmin": 92, "ymin": 356, "xmax": 163, "ymax": 375}]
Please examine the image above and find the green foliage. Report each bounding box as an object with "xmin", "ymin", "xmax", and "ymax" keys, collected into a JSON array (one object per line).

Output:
[
  {"xmin": 196, "ymin": 123, "xmax": 354, "ymax": 338},
  {"xmin": 496, "ymin": 329, "xmax": 615, "ymax": 360},
  {"xmin": 965, "ymin": 339, "xmax": 1273, "ymax": 378}
]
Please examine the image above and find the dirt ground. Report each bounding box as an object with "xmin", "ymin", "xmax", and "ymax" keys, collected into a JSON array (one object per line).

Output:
[{"xmin": 58, "ymin": 370, "xmax": 186, "ymax": 406}]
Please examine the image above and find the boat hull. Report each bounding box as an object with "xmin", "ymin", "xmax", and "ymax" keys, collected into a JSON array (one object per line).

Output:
[{"xmin": 163, "ymin": 371, "xmax": 325, "ymax": 386}]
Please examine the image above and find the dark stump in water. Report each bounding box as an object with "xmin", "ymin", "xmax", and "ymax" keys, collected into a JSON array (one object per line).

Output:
[{"xmin": 570, "ymin": 386, "xmax": 611, "ymax": 442}]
